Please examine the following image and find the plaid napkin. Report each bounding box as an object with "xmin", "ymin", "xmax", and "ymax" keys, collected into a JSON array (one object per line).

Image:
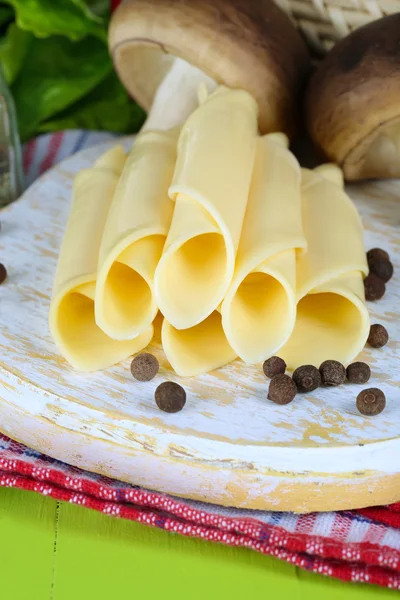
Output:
[{"xmin": 1, "ymin": 131, "xmax": 398, "ymax": 590}]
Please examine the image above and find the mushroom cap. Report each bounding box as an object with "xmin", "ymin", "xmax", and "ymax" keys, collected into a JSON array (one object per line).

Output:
[
  {"xmin": 109, "ymin": 0, "xmax": 310, "ymax": 137},
  {"xmin": 306, "ymin": 14, "xmax": 400, "ymax": 180}
]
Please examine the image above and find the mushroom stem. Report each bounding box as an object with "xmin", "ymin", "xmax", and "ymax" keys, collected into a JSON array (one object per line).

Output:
[{"xmin": 141, "ymin": 57, "xmax": 217, "ymax": 133}]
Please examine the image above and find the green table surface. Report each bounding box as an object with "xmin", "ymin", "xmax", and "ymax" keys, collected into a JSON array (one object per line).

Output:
[{"xmin": 0, "ymin": 488, "xmax": 396, "ymax": 599}]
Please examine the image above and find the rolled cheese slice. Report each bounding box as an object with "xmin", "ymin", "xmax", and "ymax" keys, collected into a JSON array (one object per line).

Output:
[
  {"xmin": 49, "ymin": 146, "xmax": 153, "ymax": 372},
  {"xmin": 162, "ymin": 310, "xmax": 237, "ymax": 377},
  {"xmin": 95, "ymin": 130, "xmax": 177, "ymax": 340},
  {"xmin": 279, "ymin": 164, "xmax": 370, "ymax": 369},
  {"xmin": 222, "ymin": 133, "xmax": 306, "ymax": 363},
  {"xmin": 154, "ymin": 86, "xmax": 258, "ymax": 330}
]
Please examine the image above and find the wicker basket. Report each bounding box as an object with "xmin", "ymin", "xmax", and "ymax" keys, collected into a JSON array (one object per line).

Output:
[{"xmin": 274, "ymin": 0, "xmax": 400, "ymax": 55}]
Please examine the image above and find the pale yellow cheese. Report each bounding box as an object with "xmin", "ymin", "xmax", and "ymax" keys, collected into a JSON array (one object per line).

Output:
[
  {"xmin": 279, "ymin": 164, "xmax": 370, "ymax": 369},
  {"xmin": 162, "ymin": 310, "xmax": 237, "ymax": 377},
  {"xmin": 222, "ymin": 133, "xmax": 306, "ymax": 363},
  {"xmin": 95, "ymin": 130, "xmax": 178, "ymax": 340},
  {"xmin": 49, "ymin": 146, "xmax": 153, "ymax": 372},
  {"xmin": 154, "ymin": 86, "xmax": 258, "ymax": 330}
]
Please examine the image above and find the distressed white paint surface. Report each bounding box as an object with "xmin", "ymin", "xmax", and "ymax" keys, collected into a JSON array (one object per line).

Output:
[{"xmin": 0, "ymin": 139, "xmax": 399, "ymax": 512}]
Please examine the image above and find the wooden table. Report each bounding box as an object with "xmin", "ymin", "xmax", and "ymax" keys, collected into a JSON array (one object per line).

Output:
[{"xmin": 0, "ymin": 488, "xmax": 396, "ymax": 599}]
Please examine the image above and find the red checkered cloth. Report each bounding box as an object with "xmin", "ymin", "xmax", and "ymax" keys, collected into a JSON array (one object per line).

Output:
[
  {"xmin": 2, "ymin": 131, "xmax": 398, "ymax": 590},
  {"xmin": 1, "ymin": 432, "xmax": 400, "ymax": 589}
]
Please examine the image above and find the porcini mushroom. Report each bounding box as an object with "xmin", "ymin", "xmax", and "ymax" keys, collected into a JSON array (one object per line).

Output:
[
  {"xmin": 306, "ymin": 14, "xmax": 400, "ymax": 181},
  {"xmin": 109, "ymin": 0, "xmax": 310, "ymax": 137}
]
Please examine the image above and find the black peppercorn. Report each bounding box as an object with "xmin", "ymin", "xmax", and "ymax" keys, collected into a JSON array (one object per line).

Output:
[
  {"xmin": 356, "ymin": 388, "xmax": 386, "ymax": 416},
  {"xmin": 319, "ymin": 360, "xmax": 346, "ymax": 386},
  {"xmin": 131, "ymin": 353, "xmax": 159, "ymax": 381},
  {"xmin": 364, "ymin": 274, "xmax": 385, "ymax": 301},
  {"xmin": 346, "ymin": 362, "xmax": 371, "ymax": 384},
  {"xmin": 368, "ymin": 257, "xmax": 393, "ymax": 283},
  {"xmin": 268, "ymin": 374, "xmax": 297, "ymax": 405},
  {"xmin": 367, "ymin": 248, "xmax": 389, "ymax": 262},
  {"xmin": 0, "ymin": 263, "xmax": 6, "ymax": 284},
  {"xmin": 263, "ymin": 356, "xmax": 286, "ymax": 379},
  {"xmin": 155, "ymin": 382, "xmax": 186, "ymax": 413},
  {"xmin": 292, "ymin": 365, "xmax": 321, "ymax": 393},
  {"xmin": 367, "ymin": 324, "xmax": 389, "ymax": 348}
]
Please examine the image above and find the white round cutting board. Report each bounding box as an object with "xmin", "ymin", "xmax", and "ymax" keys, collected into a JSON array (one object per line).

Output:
[{"xmin": 0, "ymin": 139, "xmax": 399, "ymax": 513}]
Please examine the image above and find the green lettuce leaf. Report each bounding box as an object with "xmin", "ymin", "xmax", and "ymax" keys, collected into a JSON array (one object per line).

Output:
[
  {"xmin": 0, "ymin": 22, "xmax": 32, "ymax": 84},
  {"xmin": 0, "ymin": 2, "xmax": 145, "ymax": 141},
  {"xmin": 3, "ymin": 0, "xmax": 106, "ymax": 40},
  {"xmin": 38, "ymin": 70, "xmax": 146, "ymax": 135},
  {"xmin": 11, "ymin": 34, "xmax": 112, "ymax": 141}
]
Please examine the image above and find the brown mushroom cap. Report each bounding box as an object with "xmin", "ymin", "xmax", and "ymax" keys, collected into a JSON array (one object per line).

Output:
[
  {"xmin": 306, "ymin": 14, "xmax": 400, "ymax": 181},
  {"xmin": 109, "ymin": 0, "xmax": 310, "ymax": 137}
]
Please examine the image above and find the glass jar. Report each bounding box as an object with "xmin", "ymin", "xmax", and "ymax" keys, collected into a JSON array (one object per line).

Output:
[{"xmin": 0, "ymin": 64, "xmax": 23, "ymax": 208}]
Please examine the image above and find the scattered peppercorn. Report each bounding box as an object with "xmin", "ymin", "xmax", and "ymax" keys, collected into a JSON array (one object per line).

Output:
[
  {"xmin": 292, "ymin": 365, "xmax": 321, "ymax": 393},
  {"xmin": 367, "ymin": 324, "xmax": 389, "ymax": 348},
  {"xmin": 367, "ymin": 248, "xmax": 389, "ymax": 262},
  {"xmin": 356, "ymin": 388, "xmax": 386, "ymax": 416},
  {"xmin": 319, "ymin": 360, "xmax": 346, "ymax": 386},
  {"xmin": 368, "ymin": 256, "xmax": 393, "ymax": 283},
  {"xmin": 155, "ymin": 381, "xmax": 186, "ymax": 413},
  {"xmin": 131, "ymin": 352, "xmax": 159, "ymax": 381},
  {"xmin": 364, "ymin": 273, "xmax": 385, "ymax": 301},
  {"xmin": 263, "ymin": 356, "xmax": 286, "ymax": 379},
  {"xmin": 346, "ymin": 362, "xmax": 371, "ymax": 384},
  {"xmin": 0, "ymin": 263, "xmax": 7, "ymax": 284},
  {"xmin": 268, "ymin": 374, "xmax": 297, "ymax": 405}
]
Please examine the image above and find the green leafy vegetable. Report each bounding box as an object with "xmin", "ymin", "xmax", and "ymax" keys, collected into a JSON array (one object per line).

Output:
[
  {"xmin": 0, "ymin": 23, "xmax": 32, "ymax": 84},
  {"xmin": 12, "ymin": 34, "xmax": 112, "ymax": 141},
  {"xmin": 38, "ymin": 70, "xmax": 146, "ymax": 135},
  {"xmin": 0, "ymin": 1, "xmax": 145, "ymax": 141},
  {"xmin": 3, "ymin": 0, "xmax": 106, "ymax": 41}
]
